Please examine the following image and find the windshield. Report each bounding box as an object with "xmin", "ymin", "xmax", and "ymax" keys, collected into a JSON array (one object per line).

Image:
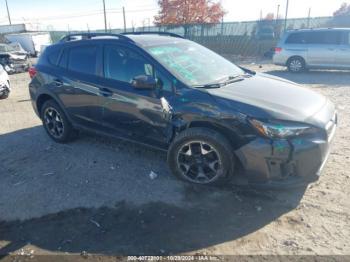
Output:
[
  {"xmin": 0, "ymin": 45, "xmax": 15, "ymax": 52},
  {"xmin": 146, "ymin": 41, "xmax": 244, "ymax": 87}
]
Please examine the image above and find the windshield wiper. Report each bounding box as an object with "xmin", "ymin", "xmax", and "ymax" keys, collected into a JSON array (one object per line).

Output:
[
  {"xmin": 219, "ymin": 74, "xmax": 253, "ymax": 85},
  {"xmin": 192, "ymin": 74, "xmax": 252, "ymax": 89},
  {"xmin": 192, "ymin": 83, "xmax": 223, "ymax": 89}
]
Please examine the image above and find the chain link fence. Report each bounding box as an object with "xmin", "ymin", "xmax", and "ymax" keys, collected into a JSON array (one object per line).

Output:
[{"xmin": 50, "ymin": 15, "xmax": 350, "ymax": 60}]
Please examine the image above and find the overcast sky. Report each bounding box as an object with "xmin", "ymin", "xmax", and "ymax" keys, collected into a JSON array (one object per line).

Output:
[{"xmin": 0, "ymin": 0, "xmax": 348, "ymax": 30}]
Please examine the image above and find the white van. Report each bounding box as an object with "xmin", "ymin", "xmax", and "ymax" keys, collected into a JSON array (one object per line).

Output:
[
  {"xmin": 5, "ymin": 32, "xmax": 52, "ymax": 57},
  {"xmin": 273, "ymin": 28, "xmax": 350, "ymax": 72}
]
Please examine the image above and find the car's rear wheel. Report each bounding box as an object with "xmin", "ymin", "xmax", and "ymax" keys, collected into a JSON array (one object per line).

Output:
[
  {"xmin": 41, "ymin": 100, "xmax": 78, "ymax": 143},
  {"xmin": 287, "ymin": 57, "xmax": 305, "ymax": 73},
  {"xmin": 168, "ymin": 128, "xmax": 234, "ymax": 186}
]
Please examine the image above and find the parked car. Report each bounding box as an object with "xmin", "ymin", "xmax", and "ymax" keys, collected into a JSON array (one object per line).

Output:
[
  {"xmin": 0, "ymin": 64, "xmax": 10, "ymax": 99},
  {"xmin": 5, "ymin": 32, "xmax": 52, "ymax": 57},
  {"xmin": 29, "ymin": 32, "xmax": 337, "ymax": 187},
  {"xmin": 0, "ymin": 43, "xmax": 30, "ymax": 74},
  {"xmin": 273, "ymin": 28, "xmax": 350, "ymax": 72},
  {"xmin": 9, "ymin": 42, "xmax": 29, "ymax": 56},
  {"xmin": 256, "ymin": 27, "xmax": 275, "ymax": 40}
]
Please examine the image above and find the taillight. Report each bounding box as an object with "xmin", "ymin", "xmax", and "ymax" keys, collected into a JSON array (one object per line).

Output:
[
  {"xmin": 29, "ymin": 67, "xmax": 37, "ymax": 79},
  {"xmin": 275, "ymin": 47, "xmax": 283, "ymax": 53}
]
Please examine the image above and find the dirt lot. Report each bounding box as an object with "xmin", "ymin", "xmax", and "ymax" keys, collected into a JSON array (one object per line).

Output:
[{"xmin": 0, "ymin": 64, "xmax": 349, "ymax": 257}]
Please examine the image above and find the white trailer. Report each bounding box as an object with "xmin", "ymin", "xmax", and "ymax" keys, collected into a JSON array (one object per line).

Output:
[{"xmin": 5, "ymin": 32, "xmax": 52, "ymax": 57}]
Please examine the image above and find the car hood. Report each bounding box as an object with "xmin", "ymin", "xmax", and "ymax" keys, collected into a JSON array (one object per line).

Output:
[
  {"xmin": 208, "ymin": 73, "xmax": 328, "ymax": 125},
  {"xmin": 9, "ymin": 52, "xmax": 27, "ymax": 61}
]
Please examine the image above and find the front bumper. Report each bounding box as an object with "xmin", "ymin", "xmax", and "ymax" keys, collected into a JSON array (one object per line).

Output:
[
  {"xmin": 235, "ymin": 117, "xmax": 337, "ymax": 188},
  {"xmin": 11, "ymin": 61, "xmax": 29, "ymax": 73}
]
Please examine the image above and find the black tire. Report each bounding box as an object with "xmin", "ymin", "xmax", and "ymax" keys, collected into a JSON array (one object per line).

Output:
[
  {"xmin": 287, "ymin": 57, "xmax": 306, "ymax": 73},
  {"xmin": 40, "ymin": 99, "xmax": 78, "ymax": 143},
  {"xmin": 0, "ymin": 82, "xmax": 10, "ymax": 99},
  {"xmin": 168, "ymin": 128, "xmax": 235, "ymax": 186},
  {"xmin": 0, "ymin": 91, "xmax": 9, "ymax": 99}
]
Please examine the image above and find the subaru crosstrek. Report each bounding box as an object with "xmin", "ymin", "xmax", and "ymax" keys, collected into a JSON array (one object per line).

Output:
[{"xmin": 29, "ymin": 32, "xmax": 337, "ymax": 187}]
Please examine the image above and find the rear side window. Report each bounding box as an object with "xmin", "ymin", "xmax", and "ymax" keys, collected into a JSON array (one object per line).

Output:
[
  {"xmin": 307, "ymin": 31, "xmax": 342, "ymax": 45},
  {"xmin": 68, "ymin": 45, "xmax": 97, "ymax": 75},
  {"xmin": 285, "ymin": 33, "xmax": 308, "ymax": 44}
]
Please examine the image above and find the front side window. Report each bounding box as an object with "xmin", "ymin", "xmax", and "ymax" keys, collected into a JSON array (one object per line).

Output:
[
  {"xmin": 104, "ymin": 45, "xmax": 174, "ymax": 93},
  {"xmin": 145, "ymin": 41, "xmax": 244, "ymax": 87},
  {"xmin": 68, "ymin": 45, "xmax": 97, "ymax": 75},
  {"xmin": 104, "ymin": 45, "xmax": 153, "ymax": 83}
]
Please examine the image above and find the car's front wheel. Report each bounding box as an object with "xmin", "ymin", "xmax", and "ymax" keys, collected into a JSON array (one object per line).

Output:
[
  {"xmin": 168, "ymin": 128, "xmax": 235, "ymax": 186},
  {"xmin": 41, "ymin": 100, "xmax": 78, "ymax": 143}
]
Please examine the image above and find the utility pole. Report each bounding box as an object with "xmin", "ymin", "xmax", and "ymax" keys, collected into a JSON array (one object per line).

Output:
[
  {"xmin": 307, "ymin": 7, "xmax": 311, "ymax": 28},
  {"xmin": 5, "ymin": 0, "xmax": 11, "ymax": 25},
  {"xmin": 102, "ymin": 0, "xmax": 107, "ymax": 32},
  {"xmin": 221, "ymin": 15, "xmax": 224, "ymax": 35},
  {"xmin": 123, "ymin": 7, "xmax": 126, "ymax": 33},
  {"xmin": 284, "ymin": 0, "xmax": 290, "ymax": 32},
  {"xmin": 131, "ymin": 20, "xmax": 135, "ymax": 32},
  {"xmin": 276, "ymin": 4, "xmax": 280, "ymax": 22}
]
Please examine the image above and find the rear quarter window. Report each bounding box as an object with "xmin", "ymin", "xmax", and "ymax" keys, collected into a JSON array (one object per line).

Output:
[
  {"xmin": 37, "ymin": 47, "xmax": 62, "ymax": 66},
  {"xmin": 285, "ymin": 33, "xmax": 308, "ymax": 44},
  {"xmin": 47, "ymin": 49, "xmax": 61, "ymax": 65}
]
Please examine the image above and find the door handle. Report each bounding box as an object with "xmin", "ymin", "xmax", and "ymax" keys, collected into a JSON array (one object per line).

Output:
[
  {"xmin": 99, "ymin": 88, "xmax": 113, "ymax": 97},
  {"xmin": 53, "ymin": 79, "xmax": 63, "ymax": 87}
]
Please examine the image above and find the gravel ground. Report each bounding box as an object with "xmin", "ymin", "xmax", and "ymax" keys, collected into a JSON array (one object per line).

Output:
[{"xmin": 0, "ymin": 64, "xmax": 349, "ymax": 257}]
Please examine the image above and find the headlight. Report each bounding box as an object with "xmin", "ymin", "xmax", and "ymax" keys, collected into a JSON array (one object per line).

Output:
[{"xmin": 249, "ymin": 119, "xmax": 314, "ymax": 138}]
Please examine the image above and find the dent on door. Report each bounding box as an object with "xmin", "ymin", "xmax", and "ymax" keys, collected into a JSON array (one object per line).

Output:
[
  {"xmin": 60, "ymin": 78, "xmax": 103, "ymax": 128},
  {"xmin": 101, "ymin": 88, "xmax": 174, "ymax": 146}
]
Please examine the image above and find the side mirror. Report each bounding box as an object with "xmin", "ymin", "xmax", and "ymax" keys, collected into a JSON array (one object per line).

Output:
[{"xmin": 131, "ymin": 75, "xmax": 157, "ymax": 90}]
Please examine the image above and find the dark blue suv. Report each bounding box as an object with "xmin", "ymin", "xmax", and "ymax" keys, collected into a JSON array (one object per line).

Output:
[{"xmin": 29, "ymin": 32, "xmax": 337, "ymax": 187}]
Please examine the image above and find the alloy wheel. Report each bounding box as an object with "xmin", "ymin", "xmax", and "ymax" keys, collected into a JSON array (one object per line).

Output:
[
  {"xmin": 289, "ymin": 59, "xmax": 303, "ymax": 72},
  {"xmin": 44, "ymin": 107, "xmax": 65, "ymax": 139},
  {"xmin": 177, "ymin": 141, "xmax": 222, "ymax": 184}
]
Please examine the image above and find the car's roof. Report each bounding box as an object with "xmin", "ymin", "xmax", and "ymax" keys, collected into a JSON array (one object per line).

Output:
[
  {"xmin": 125, "ymin": 34, "xmax": 188, "ymax": 47},
  {"xmin": 286, "ymin": 28, "xmax": 350, "ymax": 34},
  {"xmin": 55, "ymin": 33, "xmax": 188, "ymax": 48}
]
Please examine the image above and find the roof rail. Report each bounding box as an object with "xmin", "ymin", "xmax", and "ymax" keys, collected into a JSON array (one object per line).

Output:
[
  {"xmin": 122, "ymin": 31, "xmax": 184, "ymax": 39},
  {"xmin": 59, "ymin": 33, "xmax": 134, "ymax": 43}
]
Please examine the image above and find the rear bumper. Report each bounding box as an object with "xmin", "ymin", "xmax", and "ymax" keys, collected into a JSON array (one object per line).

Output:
[
  {"xmin": 235, "ymin": 124, "xmax": 336, "ymax": 188},
  {"xmin": 273, "ymin": 53, "xmax": 288, "ymax": 66}
]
